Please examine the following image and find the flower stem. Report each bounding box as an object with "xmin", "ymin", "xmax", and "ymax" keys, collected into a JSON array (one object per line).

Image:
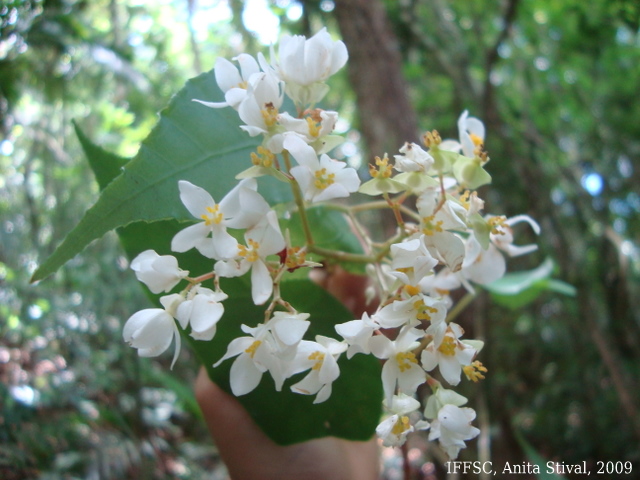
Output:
[{"xmin": 282, "ymin": 150, "xmax": 315, "ymax": 246}]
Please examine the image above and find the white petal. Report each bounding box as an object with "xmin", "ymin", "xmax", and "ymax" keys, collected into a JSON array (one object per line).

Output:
[
  {"xmin": 178, "ymin": 180, "xmax": 216, "ymax": 219},
  {"xmin": 171, "ymin": 222, "xmax": 210, "ymax": 253},
  {"xmin": 250, "ymin": 260, "xmax": 273, "ymax": 305},
  {"xmin": 230, "ymin": 354, "xmax": 263, "ymax": 396}
]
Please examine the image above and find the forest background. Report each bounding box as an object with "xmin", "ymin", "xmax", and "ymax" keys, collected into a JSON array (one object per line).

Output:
[{"xmin": 1, "ymin": 0, "xmax": 639, "ymax": 479}]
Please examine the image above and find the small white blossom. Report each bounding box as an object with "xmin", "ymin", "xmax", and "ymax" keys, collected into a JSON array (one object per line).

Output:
[
  {"xmin": 214, "ymin": 210, "xmax": 285, "ymax": 305},
  {"xmin": 428, "ymin": 404, "xmax": 480, "ymax": 459},
  {"xmin": 171, "ymin": 179, "xmax": 268, "ymax": 260},
  {"xmin": 175, "ymin": 286, "xmax": 227, "ymax": 341},
  {"xmin": 214, "ymin": 323, "xmax": 284, "ymax": 395},
  {"xmin": 389, "ymin": 236, "xmax": 439, "ymax": 287},
  {"xmin": 376, "ymin": 394, "xmax": 427, "ymax": 447},
  {"xmin": 194, "ymin": 54, "xmax": 261, "ymax": 110},
  {"xmin": 290, "ymin": 335, "xmax": 347, "ymax": 404},
  {"xmin": 370, "ymin": 327, "xmax": 426, "ymax": 404},
  {"xmin": 335, "ymin": 312, "xmax": 380, "ymax": 359},
  {"xmin": 440, "ymin": 110, "xmax": 485, "ymax": 158},
  {"xmin": 123, "ymin": 294, "xmax": 182, "ymax": 368},
  {"xmin": 420, "ymin": 323, "xmax": 476, "ymax": 386},
  {"xmin": 264, "ymin": 27, "xmax": 348, "ymax": 106},
  {"xmin": 284, "ymin": 135, "xmax": 360, "ymax": 203},
  {"xmin": 130, "ymin": 250, "xmax": 188, "ymax": 294}
]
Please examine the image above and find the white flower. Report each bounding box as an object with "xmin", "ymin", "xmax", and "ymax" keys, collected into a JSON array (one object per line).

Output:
[
  {"xmin": 416, "ymin": 188, "xmax": 468, "ymax": 272},
  {"xmin": 428, "ymin": 404, "xmax": 480, "ymax": 459},
  {"xmin": 389, "ymin": 236, "xmax": 439, "ymax": 287},
  {"xmin": 175, "ymin": 286, "xmax": 227, "ymax": 341},
  {"xmin": 420, "ymin": 323, "xmax": 476, "ymax": 386},
  {"xmin": 214, "ymin": 210, "xmax": 285, "ymax": 305},
  {"xmin": 214, "ymin": 323, "xmax": 284, "ymax": 395},
  {"xmin": 375, "ymin": 294, "xmax": 448, "ymax": 346},
  {"xmin": 423, "ymin": 387, "xmax": 469, "ymax": 419},
  {"xmin": 335, "ymin": 312, "xmax": 380, "ymax": 359},
  {"xmin": 237, "ymin": 70, "xmax": 285, "ymax": 137},
  {"xmin": 284, "ymin": 135, "xmax": 360, "ymax": 203},
  {"xmin": 376, "ymin": 394, "xmax": 426, "ymax": 447},
  {"xmin": 290, "ymin": 335, "xmax": 347, "ymax": 404},
  {"xmin": 264, "ymin": 27, "xmax": 348, "ymax": 106},
  {"xmin": 171, "ymin": 179, "xmax": 268, "ymax": 260},
  {"xmin": 491, "ymin": 214, "xmax": 541, "ymax": 257},
  {"xmin": 130, "ymin": 250, "xmax": 188, "ymax": 294},
  {"xmin": 123, "ymin": 295, "xmax": 182, "ymax": 368},
  {"xmin": 394, "ymin": 142, "xmax": 434, "ymax": 173},
  {"xmin": 462, "ymin": 214, "xmax": 540, "ymax": 285},
  {"xmin": 440, "ymin": 110, "xmax": 485, "ymax": 158},
  {"xmin": 194, "ymin": 54, "xmax": 261, "ymax": 110},
  {"xmin": 370, "ymin": 327, "xmax": 426, "ymax": 404}
]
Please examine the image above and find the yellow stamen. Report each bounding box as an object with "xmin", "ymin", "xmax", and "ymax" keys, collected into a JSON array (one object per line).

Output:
[
  {"xmin": 422, "ymin": 215, "xmax": 444, "ymax": 236},
  {"xmin": 309, "ymin": 351, "xmax": 325, "ymax": 370},
  {"xmin": 201, "ymin": 205, "xmax": 223, "ymax": 225},
  {"xmin": 238, "ymin": 239, "xmax": 260, "ymax": 262},
  {"xmin": 422, "ymin": 130, "xmax": 442, "ymax": 148},
  {"xmin": 413, "ymin": 299, "xmax": 438, "ymax": 322},
  {"xmin": 437, "ymin": 336, "xmax": 457, "ymax": 356},
  {"xmin": 250, "ymin": 146, "xmax": 275, "ymax": 167},
  {"xmin": 459, "ymin": 190, "xmax": 471, "ymax": 210},
  {"xmin": 469, "ymin": 132, "xmax": 483, "ymax": 147},
  {"xmin": 245, "ymin": 340, "xmax": 261, "ymax": 358},
  {"xmin": 391, "ymin": 416, "xmax": 411, "ymax": 436},
  {"xmin": 404, "ymin": 285, "xmax": 420, "ymax": 297},
  {"xmin": 314, "ymin": 168, "xmax": 336, "ymax": 190},
  {"xmin": 306, "ymin": 116, "xmax": 321, "ymax": 138},
  {"xmin": 285, "ymin": 246, "xmax": 307, "ymax": 269},
  {"xmin": 260, "ymin": 102, "xmax": 279, "ymax": 128},
  {"xmin": 487, "ymin": 215, "xmax": 507, "ymax": 235},
  {"xmin": 396, "ymin": 351, "xmax": 418, "ymax": 372},
  {"xmin": 463, "ymin": 361, "xmax": 487, "ymax": 382},
  {"xmin": 368, "ymin": 154, "xmax": 393, "ymax": 179}
]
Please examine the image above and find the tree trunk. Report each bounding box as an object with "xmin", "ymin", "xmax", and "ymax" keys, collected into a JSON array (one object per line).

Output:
[{"xmin": 333, "ymin": 0, "xmax": 420, "ymax": 160}]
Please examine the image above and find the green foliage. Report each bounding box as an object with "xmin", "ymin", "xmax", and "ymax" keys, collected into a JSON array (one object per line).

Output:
[{"xmin": 485, "ymin": 259, "xmax": 576, "ymax": 310}]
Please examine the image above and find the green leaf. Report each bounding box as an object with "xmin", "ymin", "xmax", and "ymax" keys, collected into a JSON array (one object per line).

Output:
[
  {"xmin": 66, "ymin": 77, "xmax": 382, "ymax": 445},
  {"xmin": 73, "ymin": 120, "xmax": 129, "ymax": 190},
  {"xmin": 484, "ymin": 258, "xmax": 576, "ymax": 309},
  {"xmin": 31, "ymin": 70, "xmax": 291, "ymax": 283}
]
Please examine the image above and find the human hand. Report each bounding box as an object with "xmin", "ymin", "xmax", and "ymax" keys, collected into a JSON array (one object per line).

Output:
[{"xmin": 195, "ymin": 367, "xmax": 379, "ymax": 480}]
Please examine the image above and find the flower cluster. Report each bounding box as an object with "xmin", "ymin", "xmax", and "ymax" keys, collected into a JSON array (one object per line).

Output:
[{"xmin": 122, "ymin": 28, "xmax": 539, "ymax": 459}]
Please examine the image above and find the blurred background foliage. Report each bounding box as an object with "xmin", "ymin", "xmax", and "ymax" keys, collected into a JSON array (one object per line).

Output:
[{"xmin": 1, "ymin": 0, "xmax": 639, "ymax": 479}]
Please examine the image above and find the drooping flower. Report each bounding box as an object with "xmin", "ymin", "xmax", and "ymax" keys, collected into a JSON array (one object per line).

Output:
[
  {"xmin": 428, "ymin": 404, "xmax": 480, "ymax": 459},
  {"xmin": 335, "ymin": 312, "xmax": 380, "ymax": 359},
  {"xmin": 130, "ymin": 250, "xmax": 188, "ymax": 294},
  {"xmin": 290, "ymin": 335, "xmax": 347, "ymax": 404},
  {"xmin": 389, "ymin": 236, "xmax": 439, "ymax": 288},
  {"xmin": 376, "ymin": 394, "xmax": 427, "ymax": 447},
  {"xmin": 123, "ymin": 294, "xmax": 182, "ymax": 368},
  {"xmin": 175, "ymin": 285, "xmax": 227, "ymax": 341},
  {"xmin": 284, "ymin": 134, "xmax": 360, "ymax": 203}
]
